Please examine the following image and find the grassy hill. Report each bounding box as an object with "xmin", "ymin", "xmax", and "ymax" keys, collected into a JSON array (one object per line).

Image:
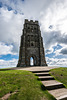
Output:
[
  {"xmin": 50, "ymin": 67, "xmax": 67, "ymax": 88},
  {"xmin": 0, "ymin": 69, "xmax": 55, "ymax": 100}
]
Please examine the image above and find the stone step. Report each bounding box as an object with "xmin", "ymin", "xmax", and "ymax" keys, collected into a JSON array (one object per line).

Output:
[
  {"xmin": 48, "ymin": 88, "xmax": 67, "ymax": 100},
  {"xmin": 38, "ymin": 76, "xmax": 54, "ymax": 81},
  {"xmin": 32, "ymin": 70, "xmax": 50, "ymax": 73},
  {"xmin": 42, "ymin": 80, "xmax": 65, "ymax": 90},
  {"xmin": 30, "ymin": 68, "xmax": 67, "ymax": 100},
  {"xmin": 35, "ymin": 72, "xmax": 50, "ymax": 76}
]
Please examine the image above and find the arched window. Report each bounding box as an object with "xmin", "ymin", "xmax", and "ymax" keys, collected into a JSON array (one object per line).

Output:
[
  {"xmin": 28, "ymin": 27, "xmax": 30, "ymax": 30},
  {"xmin": 31, "ymin": 43, "xmax": 34, "ymax": 46},
  {"xmin": 30, "ymin": 57, "xmax": 34, "ymax": 66},
  {"xmin": 34, "ymin": 27, "xmax": 36, "ymax": 30}
]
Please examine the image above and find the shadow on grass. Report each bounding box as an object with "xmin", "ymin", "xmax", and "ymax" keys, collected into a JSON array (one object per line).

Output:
[
  {"xmin": 0, "ymin": 68, "xmax": 16, "ymax": 71},
  {"xmin": 0, "ymin": 69, "xmax": 11, "ymax": 71},
  {"xmin": 41, "ymin": 84, "xmax": 47, "ymax": 91}
]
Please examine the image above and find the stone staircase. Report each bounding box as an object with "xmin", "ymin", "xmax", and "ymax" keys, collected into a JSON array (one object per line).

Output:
[{"xmin": 32, "ymin": 70, "xmax": 67, "ymax": 100}]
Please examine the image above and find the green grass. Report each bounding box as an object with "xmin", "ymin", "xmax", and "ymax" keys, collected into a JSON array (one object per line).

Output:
[
  {"xmin": 0, "ymin": 70, "xmax": 55, "ymax": 100},
  {"xmin": 50, "ymin": 67, "xmax": 67, "ymax": 88}
]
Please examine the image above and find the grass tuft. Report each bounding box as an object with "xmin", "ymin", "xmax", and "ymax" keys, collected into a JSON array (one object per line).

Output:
[{"xmin": 50, "ymin": 67, "xmax": 67, "ymax": 88}]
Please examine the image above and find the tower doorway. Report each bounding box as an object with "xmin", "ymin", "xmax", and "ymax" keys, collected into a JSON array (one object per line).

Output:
[{"xmin": 30, "ymin": 57, "xmax": 34, "ymax": 66}]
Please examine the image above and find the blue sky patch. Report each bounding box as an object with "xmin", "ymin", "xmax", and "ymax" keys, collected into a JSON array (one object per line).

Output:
[
  {"xmin": 53, "ymin": 44, "xmax": 62, "ymax": 52},
  {"xmin": 49, "ymin": 25, "xmax": 53, "ymax": 29},
  {"xmin": 0, "ymin": 2, "xmax": 3, "ymax": 8},
  {"xmin": 46, "ymin": 52, "xmax": 55, "ymax": 58},
  {"xmin": 4, "ymin": 4, "xmax": 13, "ymax": 11},
  {"xmin": 14, "ymin": 10, "xmax": 18, "ymax": 14},
  {"xmin": 21, "ymin": 0, "xmax": 24, "ymax": 1},
  {"xmin": 0, "ymin": 54, "xmax": 18, "ymax": 61},
  {"xmin": 7, "ymin": 6, "xmax": 13, "ymax": 11},
  {"xmin": 0, "ymin": 2, "xmax": 13, "ymax": 11}
]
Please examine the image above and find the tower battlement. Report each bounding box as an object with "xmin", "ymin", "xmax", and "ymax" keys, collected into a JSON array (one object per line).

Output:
[{"xmin": 25, "ymin": 19, "xmax": 38, "ymax": 25}]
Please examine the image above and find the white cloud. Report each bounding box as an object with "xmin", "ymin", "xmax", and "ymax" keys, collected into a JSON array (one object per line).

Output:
[
  {"xmin": 0, "ymin": 59, "xmax": 18, "ymax": 68},
  {"xmin": 54, "ymin": 46, "xmax": 67, "ymax": 56},
  {"xmin": 0, "ymin": 42, "xmax": 17, "ymax": 55},
  {"xmin": 45, "ymin": 45, "xmax": 54, "ymax": 54},
  {"xmin": 46, "ymin": 57, "xmax": 67, "ymax": 67},
  {"xmin": 40, "ymin": 0, "xmax": 67, "ymax": 34},
  {"xmin": 0, "ymin": 7, "xmax": 24, "ymax": 53}
]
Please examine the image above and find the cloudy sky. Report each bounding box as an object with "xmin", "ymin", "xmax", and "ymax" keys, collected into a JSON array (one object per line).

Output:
[{"xmin": 0, "ymin": 0, "xmax": 67, "ymax": 68}]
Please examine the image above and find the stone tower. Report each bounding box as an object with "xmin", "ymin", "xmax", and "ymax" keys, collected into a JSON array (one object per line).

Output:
[{"xmin": 17, "ymin": 19, "xmax": 47, "ymax": 67}]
